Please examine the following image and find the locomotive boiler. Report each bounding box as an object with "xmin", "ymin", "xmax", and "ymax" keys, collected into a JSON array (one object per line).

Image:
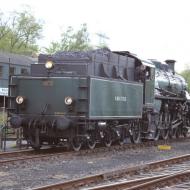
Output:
[
  {"xmin": 150, "ymin": 59, "xmax": 190, "ymax": 140},
  {"xmin": 7, "ymin": 49, "xmax": 190, "ymax": 150}
]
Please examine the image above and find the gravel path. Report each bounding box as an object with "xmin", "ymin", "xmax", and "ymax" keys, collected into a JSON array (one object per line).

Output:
[{"xmin": 1, "ymin": 139, "xmax": 190, "ymax": 190}]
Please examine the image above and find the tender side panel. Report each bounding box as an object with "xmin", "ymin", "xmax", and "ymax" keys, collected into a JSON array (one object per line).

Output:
[{"xmin": 89, "ymin": 78, "xmax": 143, "ymax": 119}]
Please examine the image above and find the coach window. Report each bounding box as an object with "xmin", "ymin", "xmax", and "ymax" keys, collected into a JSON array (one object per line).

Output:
[
  {"xmin": 0, "ymin": 66, "xmax": 3, "ymax": 77},
  {"xmin": 145, "ymin": 67, "xmax": 151, "ymax": 80},
  {"xmin": 21, "ymin": 68, "xmax": 28, "ymax": 75},
  {"xmin": 150, "ymin": 68, "xmax": 155, "ymax": 80},
  {"xmin": 9, "ymin": 67, "xmax": 15, "ymax": 76}
]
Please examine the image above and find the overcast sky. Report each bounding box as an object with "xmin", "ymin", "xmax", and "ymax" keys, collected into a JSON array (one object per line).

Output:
[{"xmin": 1, "ymin": 0, "xmax": 190, "ymax": 72}]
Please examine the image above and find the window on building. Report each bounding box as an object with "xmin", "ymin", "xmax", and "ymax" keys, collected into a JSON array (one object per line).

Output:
[
  {"xmin": 0, "ymin": 66, "xmax": 3, "ymax": 77},
  {"xmin": 9, "ymin": 67, "xmax": 15, "ymax": 76},
  {"xmin": 21, "ymin": 68, "xmax": 28, "ymax": 75}
]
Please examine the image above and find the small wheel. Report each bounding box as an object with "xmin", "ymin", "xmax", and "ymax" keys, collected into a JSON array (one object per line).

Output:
[
  {"xmin": 103, "ymin": 131, "xmax": 112, "ymax": 147},
  {"xmin": 71, "ymin": 137, "xmax": 82, "ymax": 151},
  {"xmin": 130, "ymin": 122, "xmax": 141, "ymax": 144}
]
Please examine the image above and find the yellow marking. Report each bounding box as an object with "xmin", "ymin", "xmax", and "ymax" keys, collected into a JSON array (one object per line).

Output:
[{"xmin": 158, "ymin": 145, "xmax": 171, "ymax": 150}]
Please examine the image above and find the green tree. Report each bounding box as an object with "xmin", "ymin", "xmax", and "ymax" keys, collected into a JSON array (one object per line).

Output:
[
  {"xmin": 44, "ymin": 24, "xmax": 92, "ymax": 54},
  {"xmin": 0, "ymin": 9, "xmax": 43, "ymax": 55},
  {"xmin": 0, "ymin": 12, "xmax": 10, "ymax": 41}
]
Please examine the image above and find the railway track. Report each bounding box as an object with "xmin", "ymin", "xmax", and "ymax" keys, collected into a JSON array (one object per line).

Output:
[
  {"xmin": 0, "ymin": 147, "xmax": 69, "ymax": 164},
  {"xmin": 0, "ymin": 137, "xmax": 189, "ymax": 165},
  {"xmin": 160, "ymin": 181, "xmax": 190, "ymax": 190},
  {"xmin": 125, "ymin": 171, "xmax": 190, "ymax": 190},
  {"xmin": 32, "ymin": 154, "xmax": 190, "ymax": 190}
]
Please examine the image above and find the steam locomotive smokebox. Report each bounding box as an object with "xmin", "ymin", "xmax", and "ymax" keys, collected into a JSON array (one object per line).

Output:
[{"xmin": 165, "ymin": 59, "xmax": 176, "ymax": 72}]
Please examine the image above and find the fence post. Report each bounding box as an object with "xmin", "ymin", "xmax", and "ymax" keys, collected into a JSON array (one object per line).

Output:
[
  {"xmin": 0, "ymin": 125, "xmax": 7, "ymax": 151},
  {"xmin": 0, "ymin": 125, "xmax": 2, "ymax": 149},
  {"xmin": 16, "ymin": 128, "xmax": 23, "ymax": 149}
]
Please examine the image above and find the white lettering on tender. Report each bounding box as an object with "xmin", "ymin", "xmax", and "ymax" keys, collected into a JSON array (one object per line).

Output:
[{"xmin": 115, "ymin": 96, "xmax": 127, "ymax": 102}]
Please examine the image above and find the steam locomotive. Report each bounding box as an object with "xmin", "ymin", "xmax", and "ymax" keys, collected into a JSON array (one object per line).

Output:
[{"xmin": 7, "ymin": 49, "xmax": 190, "ymax": 150}]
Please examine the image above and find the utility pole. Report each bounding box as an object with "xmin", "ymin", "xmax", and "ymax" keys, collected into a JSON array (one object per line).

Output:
[{"xmin": 96, "ymin": 32, "xmax": 109, "ymax": 47}]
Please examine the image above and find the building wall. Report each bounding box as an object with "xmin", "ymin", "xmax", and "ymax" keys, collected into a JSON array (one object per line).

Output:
[{"xmin": 0, "ymin": 62, "xmax": 30, "ymax": 96}]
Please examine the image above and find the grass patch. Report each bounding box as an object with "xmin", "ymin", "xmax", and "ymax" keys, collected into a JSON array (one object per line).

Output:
[{"xmin": 0, "ymin": 111, "xmax": 7, "ymax": 125}]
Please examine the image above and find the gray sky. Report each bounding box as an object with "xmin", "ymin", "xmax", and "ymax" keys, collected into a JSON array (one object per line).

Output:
[{"xmin": 1, "ymin": 0, "xmax": 190, "ymax": 72}]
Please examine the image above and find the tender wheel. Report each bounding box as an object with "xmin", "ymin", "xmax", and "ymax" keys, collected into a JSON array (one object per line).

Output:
[
  {"xmin": 130, "ymin": 122, "xmax": 141, "ymax": 144},
  {"xmin": 87, "ymin": 140, "xmax": 96, "ymax": 150},
  {"xmin": 28, "ymin": 135, "xmax": 41, "ymax": 150},
  {"xmin": 118, "ymin": 136, "xmax": 125, "ymax": 146},
  {"xmin": 103, "ymin": 131, "xmax": 112, "ymax": 147},
  {"xmin": 118, "ymin": 128, "xmax": 126, "ymax": 145},
  {"xmin": 32, "ymin": 144, "xmax": 41, "ymax": 151},
  {"xmin": 160, "ymin": 112, "xmax": 170, "ymax": 140},
  {"xmin": 28, "ymin": 128, "xmax": 41, "ymax": 150},
  {"xmin": 71, "ymin": 137, "xmax": 82, "ymax": 151},
  {"xmin": 87, "ymin": 133, "xmax": 96, "ymax": 150}
]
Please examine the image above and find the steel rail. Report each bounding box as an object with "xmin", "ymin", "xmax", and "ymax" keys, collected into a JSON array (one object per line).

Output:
[
  {"xmin": 0, "ymin": 149, "xmax": 36, "ymax": 161},
  {"xmin": 0, "ymin": 150, "xmax": 71, "ymax": 164},
  {"xmin": 85, "ymin": 175, "xmax": 168, "ymax": 190},
  {"xmin": 32, "ymin": 154, "xmax": 190, "ymax": 190},
  {"xmin": 124, "ymin": 170, "xmax": 190, "ymax": 190},
  {"xmin": 0, "ymin": 149, "xmax": 34, "ymax": 156}
]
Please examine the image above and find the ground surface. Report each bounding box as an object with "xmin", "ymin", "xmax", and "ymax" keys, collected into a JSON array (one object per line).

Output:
[{"xmin": 1, "ymin": 139, "xmax": 190, "ymax": 190}]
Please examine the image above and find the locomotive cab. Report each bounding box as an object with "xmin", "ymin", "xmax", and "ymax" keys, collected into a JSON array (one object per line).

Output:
[
  {"xmin": 134, "ymin": 59, "xmax": 155, "ymax": 107},
  {"xmin": 141, "ymin": 61, "xmax": 155, "ymax": 107}
]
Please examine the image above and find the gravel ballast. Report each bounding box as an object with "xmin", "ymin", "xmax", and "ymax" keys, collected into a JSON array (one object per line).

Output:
[{"xmin": 1, "ymin": 139, "xmax": 190, "ymax": 190}]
